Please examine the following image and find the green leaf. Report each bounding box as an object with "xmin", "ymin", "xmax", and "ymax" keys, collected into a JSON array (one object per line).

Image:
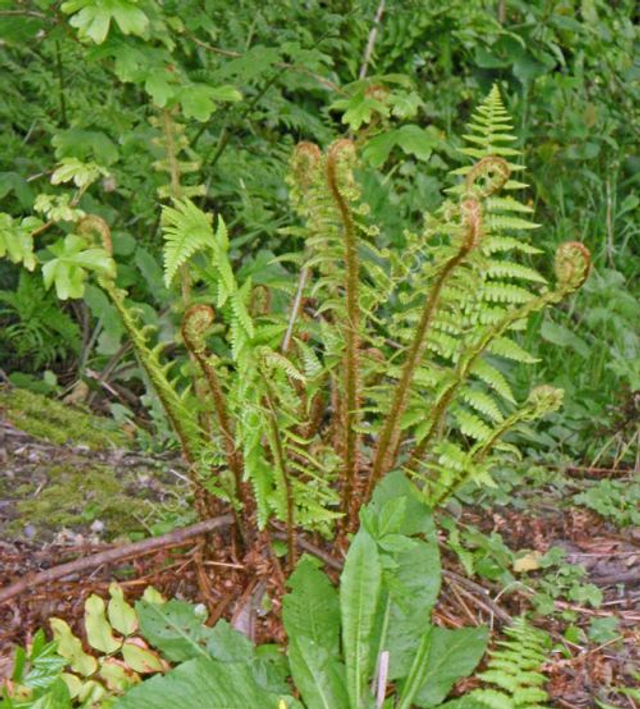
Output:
[
  {"xmin": 0, "ymin": 171, "xmax": 35, "ymax": 207},
  {"xmin": 288, "ymin": 636, "xmax": 349, "ymax": 709},
  {"xmin": 179, "ymin": 84, "xmax": 242, "ymax": 122},
  {"xmin": 121, "ymin": 642, "xmax": 164, "ymax": 673},
  {"xmin": 340, "ymin": 529, "xmax": 382, "ymax": 709},
  {"xmin": 52, "ymin": 129, "xmax": 119, "ymax": 166},
  {"xmin": 362, "ymin": 131, "xmax": 398, "ymax": 168},
  {"xmin": 414, "ymin": 626, "xmax": 489, "ymax": 707},
  {"xmin": 62, "ymin": 0, "xmax": 149, "ymax": 45},
  {"xmin": 107, "ymin": 582, "xmax": 138, "ymax": 636},
  {"xmin": 385, "ymin": 538, "xmax": 441, "ymax": 681},
  {"xmin": 283, "ymin": 557, "xmax": 348, "ymax": 709},
  {"xmin": 135, "ymin": 599, "xmax": 212, "ymax": 662},
  {"xmin": 49, "ymin": 618, "xmax": 98, "ymax": 677},
  {"xmin": 369, "ymin": 472, "xmax": 435, "ymax": 538},
  {"xmin": 283, "ymin": 557, "xmax": 341, "ymax": 654},
  {"xmin": 113, "ymin": 657, "xmax": 299, "ymax": 708},
  {"xmin": 394, "ymin": 125, "xmax": 435, "ymax": 161},
  {"xmin": 0, "ymin": 213, "xmax": 38, "ymax": 270},
  {"xmin": 84, "ymin": 594, "xmax": 122, "ymax": 654},
  {"xmin": 145, "ymin": 69, "xmax": 177, "ymax": 107},
  {"xmin": 205, "ymin": 620, "xmax": 255, "ymax": 664},
  {"xmin": 540, "ymin": 319, "xmax": 590, "ymax": 358},
  {"xmin": 51, "ymin": 158, "xmax": 107, "ymax": 189},
  {"xmin": 42, "ymin": 235, "xmax": 116, "ymax": 300}
]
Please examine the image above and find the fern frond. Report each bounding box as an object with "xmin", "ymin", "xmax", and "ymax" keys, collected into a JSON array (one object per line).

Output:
[
  {"xmin": 462, "ymin": 617, "xmax": 552, "ymax": 709},
  {"xmin": 161, "ymin": 198, "xmax": 213, "ymax": 287}
]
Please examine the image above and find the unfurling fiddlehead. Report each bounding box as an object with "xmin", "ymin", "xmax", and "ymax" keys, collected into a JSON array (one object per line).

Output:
[
  {"xmin": 326, "ymin": 139, "xmax": 362, "ymax": 528},
  {"xmin": 464, "ymin": 156, "xmax": 511, "ymax": 198},
  {"xmin": 365, "ymin": 195, "xmax": 484, "ymax": 502},
  {"xmin": 281, "ymin": 142, "xmax": 323, "ymax": 355},
  {"xmin": 554, "ymin": 241, "xmax": 591, "ymax": 291}
]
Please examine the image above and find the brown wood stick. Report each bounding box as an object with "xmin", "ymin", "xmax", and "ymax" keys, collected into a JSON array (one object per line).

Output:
[{"xmin": 0, "ymin": 515, "xmax": 233, "ymax": 606}]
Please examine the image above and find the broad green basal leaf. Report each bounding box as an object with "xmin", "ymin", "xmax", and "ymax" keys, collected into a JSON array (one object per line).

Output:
[
  {"xmin": 340, "ymin": 529, "xmax": 382, "ymax": 709},
  {"xmin": 113, "ymin": 657, "xmax": 301, "ymax": 709},
  {"xmin": 414, "ymin": 626, "xmax": 488, "ymax": 708}
]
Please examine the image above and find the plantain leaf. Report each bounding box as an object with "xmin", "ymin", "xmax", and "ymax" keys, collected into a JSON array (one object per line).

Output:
[
  {"xmin": 414, "ymin": 626, "xmax": 489, "ymax": 707},
  {"xmin": 283, "ymin": 557, "xmax": 347, "ymax": 709},
  {"xmin": 113, "ymin": 657, "xmax": 301, "ymax": 708},
  {"xmin": 288, "ymin": 636, "xmax": 348, "ymax": 709},
  {"xmin": 340, "ymin": 529, "xmax": 382, "ymax": 709},
  {"xmin": 135, "ymin": 599, "xmax": 212, "ymax": 662},
  {"xmin": 283, "ymin": 556, "xmax": 340, "ymax": 654}
]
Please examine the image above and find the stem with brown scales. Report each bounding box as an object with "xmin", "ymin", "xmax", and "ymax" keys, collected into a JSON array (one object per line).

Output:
[
  {"xmin": 262, "ymin": 385, "xmax": 297, "ymax": 572},
  {"xmin": 408, "ymin": 241, "xmax": 592, "ymax": 471},
  {"xmin": 182, "ymin": 305, "xmax": 255, "ymax": 540},
  {"xmin": 326, "ymin": 140, "xmax": 361, "ymax": 529},
  {"xmin": 365, "ymin": 199, "xmax": 482, "ymax": 502}
]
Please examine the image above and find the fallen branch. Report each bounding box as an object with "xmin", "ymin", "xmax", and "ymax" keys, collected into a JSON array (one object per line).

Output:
[{"xmin": 0, "ymin": 515, "xmax": 233, "ymax": 606}]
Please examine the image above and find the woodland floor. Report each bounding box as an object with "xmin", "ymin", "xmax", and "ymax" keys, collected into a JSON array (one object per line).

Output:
[{"xmin": 0, "ymin": 388, "xmax": 638, "ymax": 708}]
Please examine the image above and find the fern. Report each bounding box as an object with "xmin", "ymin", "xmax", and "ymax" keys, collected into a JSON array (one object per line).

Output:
[
  {"xmin": 445, "ymin": 617, "xmax": 552, "ymax": 709},
  {"xmin": 0, "ymin": 85, "xmax": 592, "ymax": 546},
  {"xmin": 0, "ymin": 272, "xmax": 80, "ymax": 370},
  {"xmin": 161, "ymin": 198, "xmax": 213, "ymax": 288}
]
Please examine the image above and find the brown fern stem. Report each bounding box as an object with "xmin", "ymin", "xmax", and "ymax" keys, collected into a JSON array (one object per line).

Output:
[
  {"xmin": 407, "ymin": 241, "xmax": 591, "ymax": 471},
  {"xmin": 326, "ymin": 140, "xmax": 361, "ymax": 529},
  {"xmin": 365, "ymin": 199, "xmax": 483, "ymax": 501},
  {"xmin": 181, "ymin": 306, "xmax": 255, "ymax": 537},
  {"xmin": 365, "ymin": 248, "xmax": 471, "ymax": 500},
  {"xmin": 263, "ymin": 387, "xmax": 297, "ymax": 572}
]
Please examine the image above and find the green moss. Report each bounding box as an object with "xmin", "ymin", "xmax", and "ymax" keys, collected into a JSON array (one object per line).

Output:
[
  {"xmin": 15, "ymin": 462, "xmax": 152, "ymax": 537},
  {"xmin": 0, "ymin": 386, "xmax": 127, "ymax": 449}
]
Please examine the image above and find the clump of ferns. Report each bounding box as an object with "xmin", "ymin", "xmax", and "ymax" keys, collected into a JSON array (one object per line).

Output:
[{"xmin": 18, "ymin": 86, "xmax": 591, "ymax": 567}]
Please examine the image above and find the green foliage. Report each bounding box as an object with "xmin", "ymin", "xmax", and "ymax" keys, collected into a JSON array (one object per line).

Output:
[
  {"xmin": 573, "ymin": 479, "xmax": 640, "ymax": 528},
  {"xmin": 0, "ymin": 85, "xmax": 592, "ymax": 545},
  {"xmin": 0, "ymin": 272, "xmax": 80, "ymax": 371},
  {"xmin": 3, "ymin": 584, "xmax": 167, "ymax": 707},
  {"xmin": 5, "ymin": 482, "xmax": 486, "ymax": 709},
  {"xmin": 442, "ymin": 617, "xmax": 552, "ymax": 709},
  {"xmin": 0, "ymin": 0, "xmax": 634, "ymax": 473},
  {"xmin": 531, "ymin": 547, "xmax": 603, "ymax": 616}
]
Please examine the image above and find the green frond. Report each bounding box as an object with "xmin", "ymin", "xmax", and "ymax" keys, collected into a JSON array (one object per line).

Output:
[
  {"xmin": 295, "ymin": 338, "xmax": 324, "ymax": 379},
  {"xmin": 455, "ymin": 617, "xmax": 552, "ymax": 709},
  {"xmin": 460, "ymin": 387, "xmax": 504, "ymax": 423},
  {"xmin": 161, "ymin": 198, "xmax": 213, "ymax": 287},
  {"xmin": 485, "ymin": 261, "xmax": 547, "ymax": 283},
  {"xmin": 485, "ymin": 215, "xmax": 540, "ymax": 232},
  {"xmin": 482, "ymin": 283, "xmax": 535, "ymax": 304},
  {"xmin": 260, "ymin": 348, "xmax": 306, "ymax": 383},
  {"xmin": 485, "ymin": 197, "xmax": 534, "ymax": 214},
  {"xmin": 482, "ymin": 236, "xmax": 544, "ymax": 255},
  {"xmin": 472, "ymin": 360, "xmax": 516, "ymax": 403},
  {"xmin": 488, "ymin": 336, "xmax": 540, "ymax": 364},
  {"xmin": 454, "ymin": 408, "xmax": 493, "ymax": 441}
]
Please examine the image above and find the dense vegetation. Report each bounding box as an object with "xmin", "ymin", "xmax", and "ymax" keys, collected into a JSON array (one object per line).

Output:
[{"xmin": 0, "ymin": 1, "xmax": 638, "ymax": 707}]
